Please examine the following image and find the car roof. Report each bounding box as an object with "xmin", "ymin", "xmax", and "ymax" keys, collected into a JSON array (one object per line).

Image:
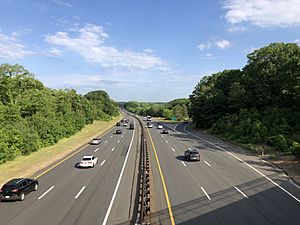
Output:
[
  {"xmin": 6, "ymin": 178, "xmax": 26, "ymax": 185},
  {"xmin": 188, "ymin": 148, "xmax": 199, "ymax": 153},
  {"xmin": 82, "ymin": 155, "xmax": 94, "ymax": 158}
]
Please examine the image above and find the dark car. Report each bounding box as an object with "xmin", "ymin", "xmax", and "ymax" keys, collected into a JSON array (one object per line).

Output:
[
  {"xmin": 116, "ymin": 122, "xmax": 121, "ymax": 126},
  {"xmin": 116, "ymin": 129, "xmax": 122, "ymax": 134},
  {"xmin": 129, "ymin": 124, "xmax": 134, "ymax": 130},
  {"xmin": 184, "ymin": 149, "xmax": 200, "ymax": 161},
  {"xmin": 0, "ymin": 178, "xmax": 38, "ymax": 201},
  {"xmin": 162, "ymin": 129, "xmax": 169, "ymax": 134}
]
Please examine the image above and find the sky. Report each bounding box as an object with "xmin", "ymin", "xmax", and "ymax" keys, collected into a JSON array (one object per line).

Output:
[{"xmin": 0, "ymin": 0, "xmax": 299, "ymax": 102}]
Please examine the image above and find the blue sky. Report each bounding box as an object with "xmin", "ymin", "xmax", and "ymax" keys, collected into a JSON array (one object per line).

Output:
[{"xmin": 0, "ymin": 0, "xmax": 299, "ymax": 102}]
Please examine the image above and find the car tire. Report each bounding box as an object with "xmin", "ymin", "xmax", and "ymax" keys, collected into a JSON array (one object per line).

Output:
[
  {"xmin": 33, "ymin": 183, "xmax": 38, "ymax": 191},
  {"xmin": 19, "ymin": 192, "xmax": 25, "ymax": 201}
]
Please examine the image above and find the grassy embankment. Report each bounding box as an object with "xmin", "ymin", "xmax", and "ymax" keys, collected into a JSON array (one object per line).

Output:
[{"xmin": 0, "ymin": 115, "xmax": 122, "ymax": 186}]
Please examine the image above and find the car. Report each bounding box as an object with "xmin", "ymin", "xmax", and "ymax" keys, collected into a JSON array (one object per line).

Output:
[
  {"xmin": 78, "ymin": 155, "xmax": 98, "ymax": 168},
  {"xmin": 0, "ymin": 178, "xmax": 38, "ymax": 201},
  {"xmin": 90, "ymin": 137, "xmax": 101, "ymax": 145},
  {"xmin": 129, "ymin": 124, "xmax": 134, "ymax": 130},
  {"xmin": 121, "ymin": 119, "xmax": 125, "ymax": 123},
  {"xmin": 184, "ymin": 149, "xmax": 200, "ymax": 161},
  {"xmin": 162, "ymin": 129, "xmax": 169, "ymax": 134},
  {"xmin": 116, "ymin": 122, "xmax": 121, "ymax": 126},
  {"xmin": 116, "ymin": 129, "xmax": 122, "ymax": 134},
  {"xmin": 146, "ymin": 122, "xmax": 153, "ymax": 128},
  {"xmin": 123, "ymin": 123, "xmax": 128, "ymax": 126},
  {"xmin": 157, "ymin": 124, "xmax": 163, "ymax": 129}
]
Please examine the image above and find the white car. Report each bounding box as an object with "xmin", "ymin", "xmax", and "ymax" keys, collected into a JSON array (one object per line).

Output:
[
  {"xmin": 157, "ymin": 124, "xmax": 163, "ymax": 129},
  {"xmin": 90, "ymin": 138, "xmax": 101, "ymax": 145},
  {"xmin": 79, "ymin": 155, "xmax": 98, "ymax": 168},
  {"xmin": 123, "ymin": 123, "xmax": 128, "ymax": 126}
]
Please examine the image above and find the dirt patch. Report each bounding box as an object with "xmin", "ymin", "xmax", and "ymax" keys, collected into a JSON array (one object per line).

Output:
[{"xmin": 264, "ymin": 154, "xmax": 300, "ymax": 185}]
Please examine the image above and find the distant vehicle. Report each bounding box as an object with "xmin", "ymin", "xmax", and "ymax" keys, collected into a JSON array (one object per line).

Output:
[
  {"xmin": 116, "ymin": 129, "xmax": 122, "ymax": 134},
  {"xmin": 147, "ymin": 115, "xmax": 152, "ymax": 121},
  {"xmin": 143, "ymin": 117, "xmax": 147, "ymax": 121},
  {"xmin": 116, "ymin": 122, "xmax": 121, "ymax": 126},
  {"xmin": 147, "ymin": 122, "xmax": 153, "ymax": 128},
  {"xmin": 121, "ymin": 119, "xmax": 125, "ymax": 123},
  {"xmin": 123, "ymin": 123, "xmax": 128, "ymax": 126},
  {"xmin": 162, "ymin": 129, "xmax": 169, "ymax": 134},
  {"xmin": 184, "ymin": 149, "xmax": 200, "ymax": 161},
  {"xmin": 78, "ymin": 155, "xmax": 98, "ymax": 168},
  {"xmin": 0, "ymin": 178, "xmax": 38, "ymax": 201},
  {"xmin": 129, "ymin": 124, "xmax": 134, "ymax": 130},
  {"xmin": 90, "ymin": 137, "xmax": 101, "ymax": 145},
  {"xmin": 157, "ymin": 124, "xmax": 163, "ymax": 129},
  {"xmin": 125, "ymin": 119, "xmax": 129, "ymax": 123}
]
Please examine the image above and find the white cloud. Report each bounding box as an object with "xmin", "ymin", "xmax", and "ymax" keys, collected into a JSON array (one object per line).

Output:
[
  {"xmin": 0, "ymin": 32, "xmax": 33, "ymax": 59},
  {"xmin": 227, "ymin": 25, "xmax": 248, "ymax": 33},
  {"xmin": 295, "ymin": 39, "xmax": 300, "ymax": 45},
  {"xmin": 216, "ymin": 39, "xmax": 231, "ymax": 49},
  {"xmin": 53, "ymin": 0, "xmax": 72, "ymax": 9},
  {"xmin": 197, "ymin": 38, "xmax": 232, "ymax": 51},
  {"xmin": 223, "ymin": 0, "xmax": 300, "ymax": 27},
  {"xmin": 46, "ymin": 48, "xmax": 62, "ymax": 57},
  {"xmin": 45, "ymin": 24, "xmax": 165, "ymax": 69},
  {"xmin": 197, "ymin": 42, "xmax": 212, "ymax": 50}
]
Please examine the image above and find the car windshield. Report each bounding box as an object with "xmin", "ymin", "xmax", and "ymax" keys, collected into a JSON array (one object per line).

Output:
[
  {"xmin": 82, "ymin": 157, "xmax": 92, "ymax": 161},
  {"xmin": 190, "ymin": 152, "xmax": 199, "ymax": 156}
]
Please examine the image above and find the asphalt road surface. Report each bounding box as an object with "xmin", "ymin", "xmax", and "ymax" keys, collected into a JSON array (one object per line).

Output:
[
  {"xmin": 0, "ymin": 115, "xmax": 140, "ymax": 225},
  {"xmin": 146, "ymin": 120, "xmax": 300, "ymax": 225}
]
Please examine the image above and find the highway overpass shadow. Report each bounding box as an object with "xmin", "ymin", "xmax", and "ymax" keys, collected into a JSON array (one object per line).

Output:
[{"xmin": 143, "ymin": 175, "xmax": 300, "ymax": 225}]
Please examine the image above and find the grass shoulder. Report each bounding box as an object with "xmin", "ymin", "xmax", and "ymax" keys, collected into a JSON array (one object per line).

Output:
[{"xmin": 0, "ymin": 115, "xmax": 122, "ymax": 186}]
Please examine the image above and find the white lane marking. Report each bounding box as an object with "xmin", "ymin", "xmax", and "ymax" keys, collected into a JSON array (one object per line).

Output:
[
  {"xmin": 183, "ymin": 124, "xmax": 300, "ymax": 203},
  {"xmin": 121, "ymin": 135, "xmax": 123, "ymax": 138},
  {"xmin": 75, "ymin": 186, "xmax": 86, "ymax": 199},
  {"xmin": 166, "ymin": 140, "xmax": 168, "ymax": 144},
  {"xmin": 94, "ymin": 148, "xmax": 99, "ymax": 152},
  {"xmin": 38, "ymin": 186, "xmax": 55, "ymax": 200},
  {"xmin": 117, "ymin": 140, "xmax": 120, "ymax": 143},
  {"xmin": 234, "ymin": 186, "xmax": 248, "ymax": 199},
  {"xmin": 104, "ymin": 140, "xmax": 107, "ymax": 144},
  {"xmin": 201, "ymin": 187, "xmax": 211, "ymax": 200},
  {"xmin": 204, "ymin": 160, "xmax": 211, "ymax": 167},
  {"xmin": 111, "ymin": 147, "xmax": 115, "ymax": 152},
  {"xmin": 101, "ymin": 160, "xmax": 106, "ymax": 166},
  {"xmin": 124, "ymin": 131, "xmax": 126, "ymax": 134},
  {"xmin": 181, "ymin": 161, "xmax": 187, "ymax": 167},
  {"xmin": 102, "ymin": 119, "xmax": 135, "ymax": 225},
  {"xmin": 110, "ymin": 135, "xmax": 113, "ymax": 138},
  {"xmin": 171, "ymin": 147, "xmax": 176, "ymax": 152},
  {"xmin": 161, "ymin": 135, "xmax": 164, "ymax": 138},
  {"xmin": 174, "ymin": 123, "xmax": 179, "ymax": 131}
]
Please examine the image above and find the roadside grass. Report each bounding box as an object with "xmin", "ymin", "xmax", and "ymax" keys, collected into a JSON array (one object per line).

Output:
[{"xmin": 0, "ymin": 115, "xmax": 121, "ymax": 186}]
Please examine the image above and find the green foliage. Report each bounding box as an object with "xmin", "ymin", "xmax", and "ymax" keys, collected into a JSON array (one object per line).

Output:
[
  {"xmin": 190, "ymin": 43, "xmax": 300, "ymax": 153},
  {"xmin": 0, "ymin": 64, "xmax": 119, "ymax": 164}
]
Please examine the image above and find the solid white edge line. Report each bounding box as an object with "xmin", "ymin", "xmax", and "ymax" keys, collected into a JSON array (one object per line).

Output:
[
  {"xmin": 183, "ymin": 124, "xmax": 300, "ymax": 203},
  {"xmin": 75, "ymin": 186, "xmax": 86, "ymax": 199},
  {"xmin": 94, "ymin": 148, "xmax": 99, "ymax": 152},
  {"xmin": 101, "ymin": 160, "xmax": 106, "ymax": 166},
  {"xmin": 204, "ymin": 160, "xmax": 211, "ymax": 167},
  {"xmin": 38, "ymin": 186, "xmax": 55, "ymax": 200},
  {"xmin": 171, "ymin": 147, "xmax": 176, "ymax": 152},
  {"xmin": 201, "ymin": 187, "xmax": 211, "ymax": 200},
  {"xmin": 234, "ymin": 186, "xmax": 248, "ymax": 199},
  {"xmin": 111, "ymin": 147, "xmax": 115, "ymax": 152},
  {"xmin": 101, "ymin": 119, "xmax": 136, "ymax": 225},
  {"xmin": 181, "ymin": 161, "xmax": 187, "ymax": 167}
]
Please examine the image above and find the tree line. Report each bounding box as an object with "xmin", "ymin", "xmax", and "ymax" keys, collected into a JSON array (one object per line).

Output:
[
  {"xmin": 0, "ymin": 64, "xmax": 119, "ymax": 164},
  {"xmin": 190, "ymin": 43, "xmax": 300, "ymax": 154},
  {"xmin": 124, "ymin": 98, "xmax": 190, "ymax": 121}
]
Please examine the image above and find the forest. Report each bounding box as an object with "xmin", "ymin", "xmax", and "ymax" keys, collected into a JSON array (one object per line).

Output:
[
  {"xmin": 190, "ymin": 43, "xmax": 300, "ymax": 154},
  {"xmin": 124, "ymin": 98, "xmax": 190, "ymax": 121},
  {"xmin": 0, "ymin": 64, "xmax": 119, "ymax": 164}
]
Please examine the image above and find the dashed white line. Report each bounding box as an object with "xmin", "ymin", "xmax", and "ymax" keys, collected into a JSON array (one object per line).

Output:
[
  {"xmin": 104, "ymin": 140, "xmax": 107, "ymax": 144},
  {"xmin": 234, "ymin": 186, "xmax": 248, "ymax": 199},
  {"xmin": 110, "ymin": 135, "xmax": 113, "ymax": 138},
  {"xmin": 75, "ymin": 186, "xmax": 86, "ymax": 199},
  {"xmin": 183, "ymin": 124, "xmax": 300, "ymax": 203},
  {"xmin": 181, "ymin": 161, "xmax": 187, "ymax": 167},
  {"xmin": 121, "ymin": 135, "xmax": 123, "ymax": 138},
  {"xmin": 171, "ymin": 147, "xmax": 176, "ymax": 152},
  {"xmin": 117, "ymin": 140, "xmax": 120, "ymax": 143},
  {"xmin": 94, "ymin": 148, "xmax": 99, "ymax": 152},
  {"xmin": 161, "ymin": 135, "xmax": 164, "ymax": 138},
  {"xmin": 204, "ymin": 160, "xmax": 211, "ymax": 167},
  {"xmin": 165, "ymin": 140, "xmax": 168, "ymax": 144},
  {"xmin": 38, "ymin": 186, "xmax": 55, "ymax": 200},
  {"xmin": 111, "ymin": 147, "xmax": 115, "ymax": 151},
  {"xmin": 201, "ymin": 187, "xmax": 211, "ymax": 200},
  {"xmin": 100, "ymin": 160, "xmax": 106, "ymax": 166}
]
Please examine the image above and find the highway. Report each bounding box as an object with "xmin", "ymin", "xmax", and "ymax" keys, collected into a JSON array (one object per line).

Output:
[
  {"xmin": 146, "ymin": 120, "xmax": 300, "ymax": 225},
  {"xmin": 0, "ymin": 115, "xmax": 140, "ymax": 225}
]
